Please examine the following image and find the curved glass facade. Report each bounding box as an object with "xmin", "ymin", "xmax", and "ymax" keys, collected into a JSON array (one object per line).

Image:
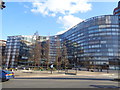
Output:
[
  {"xmin": 5, "ymin": 15, "xmax": 120, "ymax": 69},
  {"xmin": 114, "ymin": 1, "xmax": 120, "ymax": 16},
  {"xmin": 114, "ymin": 7, "xmax": 120, "ymax": 16},
  {"xmin": 4, "ymin": 1, "xmax": 120, "ymax": 69},
  {"xmin": 60, "ymin": 15, "xmax": 120, "ymax": 69},
  {"xmin": 114, "ymin": 1, "xmax": 120, "ymax": 25}
]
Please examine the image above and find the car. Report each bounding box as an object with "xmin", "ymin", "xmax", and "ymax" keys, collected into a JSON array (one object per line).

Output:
[{"xmin": 0, "ymin": 70, "xmax": 14, "ymax": 82}]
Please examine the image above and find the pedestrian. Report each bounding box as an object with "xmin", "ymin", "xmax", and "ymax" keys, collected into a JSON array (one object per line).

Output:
[
  {"xmin": 97, "ymin": 67, "xmax": 99, "ymax": 72},
  {"xmin": 29, "ymin": 68, "xmax": 31, "ymax": 71},
  {"xmin": 100, "ymin": 66, "xmax": 102, "ymax": 72},
  {"xmin": 50, "ymin": 64, "xmax": 54, "ymax": 74},
  {"xmin": 106, "ymin": 65, "xmax": 109, "ymax": 73},
  {"xmin": 15, "ymin": 67, "xmax": 18, "ymax": 71}
]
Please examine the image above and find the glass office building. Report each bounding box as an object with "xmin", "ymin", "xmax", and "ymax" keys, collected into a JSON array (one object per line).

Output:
[
  {"xmin": 4, "ymin": 34, "xmax": 59, "ymax": 68},
  {"xmin": 60, "ymin": 15, "xmax": 120, "ymax": 69},
  {"xmin": 113, "ymin": 1, "xmax": 120, "ymax": 25},
  {"xmin": 4, "ymin": 15, "xmax": 120, "ymax": 69},
  {"xmin": 0, "ymin": 40, "xmax": 6, "ymax": 67},
  {"xmin": 5, "ymin": 35, "xmax": 34, "ymax": 68},
  {"xmin": 4, "ymin": 1, "xmax": 120, "ymax": 69},
  {"xmin": 113, "ymin": 1, "xmax": 120, "ymax": 16}
]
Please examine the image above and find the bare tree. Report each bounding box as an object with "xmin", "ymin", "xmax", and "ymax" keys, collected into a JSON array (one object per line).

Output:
[
  {"xmin": 33, "ymin": 40, "xmax": 41, "ymax": 67},
  {"xmin": 28, "ymin": 44, "xmax": 34, "ymax": 67},
  {"xmin": 42, "ymin": 37, "xmax": 50, "ymax": 69},
  {"xmin": 62, "ymin": 44, "xmax": 69, "ymax": 70},
  {"xmin": 28, "ymin": 32, "xmax": 41, "ymax": 68},
  {"xmin": 55, "ymin": 36, "xmax": 62, "ymax": 71},
  {"xmin": 45, "ymin": 38, "xmax": 50, "ymax": 69}
]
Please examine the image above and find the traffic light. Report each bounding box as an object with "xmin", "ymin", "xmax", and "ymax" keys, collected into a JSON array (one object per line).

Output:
[{"xmin": 0, "ymin": 1, "xmax": 6, "ymax": 10}]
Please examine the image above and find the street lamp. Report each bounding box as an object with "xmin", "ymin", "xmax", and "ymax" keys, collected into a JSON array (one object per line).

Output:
[
  {"xmin": 104, "ymin": 63, "xmax": 109, "ymax": 73},
  {"xmin": 74, "ymin": 55, "xmax": 78, "ymax": 75},
  {"xmin": 76, "ymin": 57, "xmax": 78, "ymax": 75}
]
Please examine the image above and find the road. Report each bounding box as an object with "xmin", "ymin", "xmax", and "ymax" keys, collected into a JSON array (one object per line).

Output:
[
  {"xmin": 1, "ymin": 77, "xmax": 119, "ymax": 88},
  {"xmin": 1, "ymin": 70, "xmax": 119, "ymax": 88}
]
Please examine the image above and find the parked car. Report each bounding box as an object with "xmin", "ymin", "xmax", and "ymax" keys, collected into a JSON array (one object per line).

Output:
[{"xmin": 0, "ymin": 70, "xmax": 14, "ymax": 82}]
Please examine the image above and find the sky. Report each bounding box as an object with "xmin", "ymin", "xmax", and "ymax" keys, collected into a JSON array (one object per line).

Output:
[{"xmin": 1, "ymin": 0, "xmax": 119, "ymax": 40}]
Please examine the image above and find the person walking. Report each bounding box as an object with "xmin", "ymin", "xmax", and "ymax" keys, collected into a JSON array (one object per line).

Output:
[{"xmin": 50, "ymin": 64, "xmax": 54, "ymax": 74}]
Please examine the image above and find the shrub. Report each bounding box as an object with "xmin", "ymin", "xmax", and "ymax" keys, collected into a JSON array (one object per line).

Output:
[
  {"xmin": 46, "ymin": 67, "xmax": 51, "ymax": 71},
  {"xmin": 53, "ymin": 67, "xmax": 56, "ymax": 71},
  {"xmin": 39, "ymin": 67, "xmax": 44, "ymax": 71},
  {"xmin": 8, "ymin": 68, "xmax": 15, "ymax": 71},
  {"xmin": 46, "ymin": 67, "xmax": 56, "ymax": 71},
  {"xmin": 33, "ymin": 67, "xmax": 39, "ymax": 71}
]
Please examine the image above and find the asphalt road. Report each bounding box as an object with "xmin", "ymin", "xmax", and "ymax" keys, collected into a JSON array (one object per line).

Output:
[{"xmin": 1, "ymin": 78, "xmax": 119, "ymax": 88}]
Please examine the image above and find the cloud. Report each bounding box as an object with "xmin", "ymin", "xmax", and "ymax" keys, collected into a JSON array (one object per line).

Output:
[
  {"xmin": 57, "ymin": 15, "xmax": 83, "ymax": 29},
  {"xmin": 30, "ymin": 0, "xmax": 92, "ymax": 34},
  {"xmin": 24, "ymin": 5, "xmax": 30, "ymax": 8},
  {"xmin": 56, "ymin": 29, "xmax": 68, "ymax": 35},
  {"xmin": 4, "ymin": 0, "xmax": 120, "ymax": 2},
  {"xmin": 24, "ymin": 11, "xmax": 27, "ymax": 13},
  {"xmin": 31, "ymin": 0, "xmax": 92, "ymax": 16},
  {"xmin": 56, "ymin": 15, "xmax": 83, "ymax": 35}
]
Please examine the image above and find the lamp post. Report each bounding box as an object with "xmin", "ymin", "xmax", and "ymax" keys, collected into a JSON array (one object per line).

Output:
[
  {"xmin": 93, "ymin": 57, "xmax": 95, "ymax": 72},
  {"xmin": 118, "ymin": 58, "xmax": 120, "ymax": 70},
  {"xmin": 74, "ymin": 55, "xmax": 78, "ymax": 75},
  {"xmin": 74, "ymin": 42, "xmax": 78, "ymax": 75},
  {"xmin": 103, "ymin": 63, "xmax": 109, "ymax": 73},
  {"xmin": 106, "ymin": 64, "xmax": 109, "ymax": 73},
  {"xmin": 76, "ymin": 57, "xmax": 78, "ymax": 75}
]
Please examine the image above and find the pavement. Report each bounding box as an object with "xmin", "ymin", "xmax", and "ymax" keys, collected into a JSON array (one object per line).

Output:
[
  {"xmin": 2, "ymin": 70, "xmax": 119, "ymax": 88},
  {"xmin": 13, "ymin": 69, "xmax": 119, "ymax": 80},
  {"xmin": 2, "ymin": 78, "xmax": 119, "ymax": 88}
]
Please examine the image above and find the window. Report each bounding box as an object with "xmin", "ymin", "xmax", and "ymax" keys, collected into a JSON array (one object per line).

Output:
[{"xmin": 101, "ymin": 41, "xmax": 106, "ymax": 43}]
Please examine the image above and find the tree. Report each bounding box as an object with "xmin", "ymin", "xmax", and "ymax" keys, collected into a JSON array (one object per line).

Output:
[
  {"xmin": 62, "ymin": 43, "xmax": 69, "ymax": 70},
  {"xmin": 46, "ymin": 38, "xmax": 50, "ymax": 69},
  {"xmin": 28, "ymin": 45, "xmax": 35, "ymax": 67},
  {"xmin": 55, "ymin": 36, "xmax": 62, "ymax": 71},
  {"xmin": 84, "ymin": 56, "xmax": 90, "ymax": 71},
  {"xmin": 28, "ymin": 32, "xmax": 41, "ymax": 67},
  {"xmin": 42, "ymin": 37, "xmax": 50, "ymax": 69},
  {"xmin": 33, "ymin": 40, "xmax": 41, "ymax": 67}
]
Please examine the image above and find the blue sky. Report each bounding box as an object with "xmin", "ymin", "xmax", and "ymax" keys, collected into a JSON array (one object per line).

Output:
[{"xmin": 1, "ymin": 0, "xmax": 119, "ymax": 40}]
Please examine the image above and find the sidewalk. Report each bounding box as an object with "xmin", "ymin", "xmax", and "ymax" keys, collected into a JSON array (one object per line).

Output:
[
  {"xmin": 13, "ymin": 70, "xmax": 66, "ymax": 77},
  {"xmin": 13, "ymin": 70, "xmax": 119, "ymax": 79}
]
